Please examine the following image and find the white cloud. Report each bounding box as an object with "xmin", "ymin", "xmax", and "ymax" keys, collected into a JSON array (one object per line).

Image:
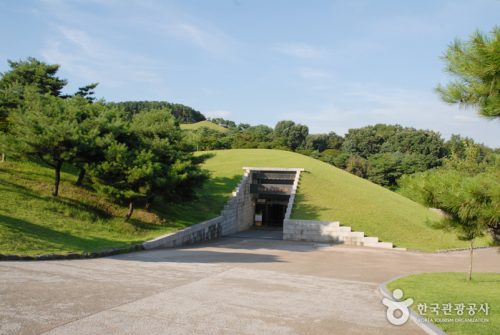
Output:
[
  {"xmin": 205, "ymin": 110, "xmax": 231, "ymax": 119},
  {"xmin": 41, "ymin": 24, "xmax": 167, "ymax": 96},
  {"xmin": 298, "ymin": 67, "xmax": 330, "ymax": 80},
  {"xmin": 169, "ymin": 22, "xmax": 229, "ymax": 55},
  {"xmin": 279, "ymin": 85, "xmax": 500, "ymax": 146},
  {"xmin": 274, "ymin": 42, "xmax": 325, "ymax": 59}
]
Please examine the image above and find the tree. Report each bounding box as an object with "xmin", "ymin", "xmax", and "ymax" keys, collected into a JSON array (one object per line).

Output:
[
  {"xmin": 366, "ymin": 153, "xmax": 426, "ymax": 189},
  {"xmin": 327, "ymin": 131, "xmax": 344, "ymax": 150},
  {"xmin": 305, "ymin": 134, "xmax": 329, "ymax": 152},
  {"xmin": 0, "ymin": 57, "xmax": 67, "ymax": 96},
  {"xmin": 71, "ymin": 102, "xmax": 126, "ymax": 186},
  {"xmin": 89, "ymin": 138, "xmax": 159, "ymax": 221},
  {"xmin": 0, "ymin": 58, "xmax": 67, "ymax": 126},
  {"xmin": 380, "ymin": 128, "xmax": 447, "ymax": 169},
  {"xmin": 273, "ymin": 120, "xmax": 309, "ymax": 151},
  {"xmin": 436, "ymin": 27, "xmax": 500, "ymax": 118},
  {"xmin": 8, "ymin": 90, "xmax": 85, "ymax": 196},
  {"xmin": 130, "ymin": 108, "xmax": 207, "ymax": 209},
  {"xmin": 0, "ymin": 58, "xmax": 68, "ymax": 162},
  {"xmin": 109, "ymin": 101, "xmax": 206, "ymax": 123},
  {"xmin": 345, "ymin": 156, "xmax": 368, "ymax": 178},
  {"xmin": 74, "ymin": 83, "xmax": 98, "ymax": 103},
  {"xmin": 186, "ymin": 127, "xmax": 230, "ymax": 151},
  {"xmin": 89, "ymin": 108, "xmax": 208, "ymax": 220},
  {"xmin": 209, "ymin": 117, "xmax": 236, "ymax": 129},
  {"xmin": 342, "ymin": 124, "xmax": 402, "ymax": 158},
  {"xmin": 401, "ymin": 170, "xmax": 499, "ymax": 281},
  {"xmin": 232, "ymin": 125, "xmax": 273, "ymax": 148}
]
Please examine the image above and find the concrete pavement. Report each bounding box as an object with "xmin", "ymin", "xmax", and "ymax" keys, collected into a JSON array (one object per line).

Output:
[{"xmin": 1, "ymin": 237, "xmax": 499, "ymax": 335}]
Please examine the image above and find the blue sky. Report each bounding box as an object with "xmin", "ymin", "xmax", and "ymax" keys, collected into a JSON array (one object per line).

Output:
[{"xmin": 1, "ymin": 0, "xmax": 499, "ymax": 147}]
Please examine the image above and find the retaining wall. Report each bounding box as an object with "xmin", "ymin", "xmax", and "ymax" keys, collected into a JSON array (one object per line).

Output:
[{"xmin": 143, "ymin": 170, "xmax": 255, "ymax": 249}]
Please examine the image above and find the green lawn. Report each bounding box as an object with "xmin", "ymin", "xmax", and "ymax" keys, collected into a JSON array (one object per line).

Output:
[
  {"xmin": 180, "ymin": 120, "xmax": 229, "ymax": 132},
  {"xmin": 0, "ymin": 148, "xmax": 491, "ymax": 255},
  {"xmin": 387, "ymin": 272, "xmax": 500, "ymax": 335}
]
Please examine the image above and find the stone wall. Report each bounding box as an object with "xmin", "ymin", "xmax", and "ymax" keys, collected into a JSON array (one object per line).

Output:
[
  {"xmin": 143, "ymin": 170, "xmax": 255, "ymax": 250},
  {"xmin": 143, "ymin": 216, "xmax": 223, "ymax": 249},
  {"xmin": 219, "ymin": 169, "xmax": 255, "ymax": 235}
]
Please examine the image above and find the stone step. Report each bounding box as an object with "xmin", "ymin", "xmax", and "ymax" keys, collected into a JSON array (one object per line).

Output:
[
  {"xmin": 349, "ymin": 231, "xmax": 364, "ymax": 238},
  {"xmin": 362, "ymin": 236, "xmax": 378, "ymax": 244},
  {"xmin": 364, "ymin": 241, "xmax": 393, "ymax": 249},
  {"xmin": 318, "ymin": 227, "xmax": 350, "ymax": 234}
]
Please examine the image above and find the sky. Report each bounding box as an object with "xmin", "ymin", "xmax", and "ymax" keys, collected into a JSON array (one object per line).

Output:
[{"xmin": 1, "ymin": 0, "xmax": 499, "ymax": 147}]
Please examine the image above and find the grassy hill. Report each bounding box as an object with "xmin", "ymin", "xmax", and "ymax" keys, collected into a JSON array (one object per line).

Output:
[
  {"xmin": 180, "ymin": 120, "xmax": 229, "ymax": 132},
  {"xmin": 198, "ymin": 149, "xmax": 491, "ymax": 251},
  {"xmin": 0, "ymin": 149, "xmax": 491, "ymax": 256}
]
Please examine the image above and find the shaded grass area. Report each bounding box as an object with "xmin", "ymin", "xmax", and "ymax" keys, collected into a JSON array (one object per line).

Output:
[
  {"xmin": 388, "ymin": 272, "xmax": 500, "ymax": 335},
  {"xmin": 200, "ymin": 149, "xmax": 490, "ymax": 251},
  {"xmin": 0, "ymin": 159, "xmax": 238, "ymax": 256}
]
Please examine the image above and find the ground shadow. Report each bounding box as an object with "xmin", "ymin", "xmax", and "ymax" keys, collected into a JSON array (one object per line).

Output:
[
  {"xmin": 112, "ymin": 249, "xmax": 283, "ymax": 263},
  {"xmin": 0, "ymin": 180, "xmax": 46, "ymax": 202},
  {"xmin": 0, "ymin": 214, "xmax": 122, "ymax": 253},
  {"xmin": 154, "ymin": 175, "xmax": 243, "ymax": 227}
]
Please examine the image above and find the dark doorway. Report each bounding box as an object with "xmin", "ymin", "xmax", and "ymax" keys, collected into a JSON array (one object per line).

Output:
[
  {"xmin": 265, "ymin": 204, "xmax": 285, "ymax": 227},
  {"xmin": 255, "ymin": 202, "xmax": 286, "ymax": 228}
]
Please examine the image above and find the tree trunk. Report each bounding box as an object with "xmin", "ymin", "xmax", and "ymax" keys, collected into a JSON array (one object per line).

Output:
[
  {"xmin": 125, "ymin": 201, "xmax": 134, "ymax": 221},
  {"xmin": 53, "ymin": 160, "xmax": 63, "ymax": 197},
  {"xmin": 145, "ymin": 196, "xmax": 155, "ymax": 212},
  {"xmin": 76, "ymin": 167, "xmax": 86, "ymax": 186},
  {"xmin": 1, "ymin": 152, "xmax": 4, "ymax": 163},
  {"xmin": 468, "ymin": 239, "xmax": 474, "ymax": 281}
]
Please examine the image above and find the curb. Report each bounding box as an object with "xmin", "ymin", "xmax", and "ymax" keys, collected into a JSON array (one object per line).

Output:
[
  {"xmin": 378, "ymin": 276, "xmax": 447, "ymax": 335},
  {"xmin": 0, "ymin": 244, "xmax": 144, "ymax": 261}
]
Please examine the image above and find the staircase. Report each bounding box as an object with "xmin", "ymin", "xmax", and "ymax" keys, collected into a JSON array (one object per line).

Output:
[{"xmin": 283, "ymin": 220, "xmax": 405, "ymax": 250}]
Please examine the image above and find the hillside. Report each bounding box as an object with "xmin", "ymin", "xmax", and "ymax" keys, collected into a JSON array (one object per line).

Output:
[
  {"xmin": 197, "ymin": 149, "xmax": 491, "ymax": 251},
  {"xmin": 180, "ymin": 120, "xmax": 229, "ymax": 132},
  {"xmin": 0, "ymin": 149, "xmax": 491, "ymax": 256},
  {"xmin": 108, "ymin": 101, "xmax": 206, "ymax": 123}
]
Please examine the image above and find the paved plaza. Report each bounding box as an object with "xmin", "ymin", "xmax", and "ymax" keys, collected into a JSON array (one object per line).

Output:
[{"xmin": 1, "ymin": 234, "xmax": 499, "ymax": 335}]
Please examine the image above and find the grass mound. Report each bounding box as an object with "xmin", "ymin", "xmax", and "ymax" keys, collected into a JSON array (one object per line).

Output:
[
  {"xmin": 388, "ymin": 272, "xmax": 500, "ymax": 335},
  {"xmin": 199, "ymin": 149, "xmax": 490, "ymax": 251},
  {"xmin": 180, "ymin": 120, "xmax": 229, "ymax": 132},
  {"xmin": 0, "ymin": 149, "xmax": 491, "ymax": 255}
]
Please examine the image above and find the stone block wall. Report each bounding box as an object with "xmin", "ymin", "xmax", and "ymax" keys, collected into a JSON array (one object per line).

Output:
[
  {"xmin": 219, "ymin": 169, "xmax": 255, "ymax": 235},
  {"xmin": 143, "ymin": 216, "xmax": 223, "ymax": 249},
  {"xmin": 143, "ymin": 170, "xmax": 255, "ymax": 250}
]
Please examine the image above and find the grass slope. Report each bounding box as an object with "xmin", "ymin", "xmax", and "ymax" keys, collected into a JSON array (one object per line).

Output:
[
  {"xmin": 388, "ymin": 273, "xmax": 500, "ymax": 335},
  {"xmin": 198, "ymin": 149, "xmax": 490, "ymax": 251},
  {"xmin": 0, "ymin": 149, "xmax": 490, "ymax": 255},
  {"xmin": 0, "ymin": 161, "xmax": 185, "ymax": 256},
  {"xmin": 180, "ymin": 120, "xmax": 229, "ymax": 132}
]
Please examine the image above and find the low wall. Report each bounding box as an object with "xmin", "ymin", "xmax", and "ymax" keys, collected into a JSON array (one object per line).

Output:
[
  {"xmin": 143, "ymin": 170, "xmax": 255, "ymax": 249},
  {"xmin": 143, "ymin": 216, "xmax": 223, "ymax": 249}
]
